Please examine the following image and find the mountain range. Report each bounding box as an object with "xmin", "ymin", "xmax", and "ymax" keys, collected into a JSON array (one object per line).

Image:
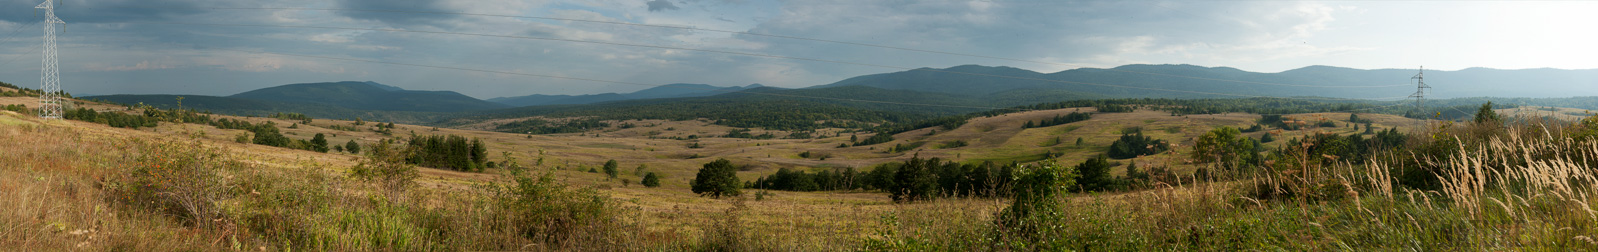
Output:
[
  {"xmin": 84, "ymin": 64, "xmax": 1598, "ymax": 125},
  {"xmin": 816, "ymin": 64, "xmax": 1598, "ymax": 99},
  {"xmin": 486, "ymin": 83, "xmax": 764, "ymax": 107}
]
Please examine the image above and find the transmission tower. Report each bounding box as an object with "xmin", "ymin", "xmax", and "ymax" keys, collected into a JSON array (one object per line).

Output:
[
  {"xmin": 1408, "ymin": 66, "xmax": 1430, "ymax": 118},
  {"xmin": 36, "ymin": 0, "xmax": 63, "ymax": 119}
]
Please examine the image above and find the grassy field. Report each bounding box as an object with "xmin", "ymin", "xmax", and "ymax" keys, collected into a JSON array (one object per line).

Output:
[{"xmin": 5, "ymin": 97, "xmax": 1598, "ymax": 250}]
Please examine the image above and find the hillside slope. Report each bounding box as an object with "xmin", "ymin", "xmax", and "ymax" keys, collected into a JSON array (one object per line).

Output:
[{"xmin": 229, "ymin": 81, "xmax": 506, "ymax": 112}]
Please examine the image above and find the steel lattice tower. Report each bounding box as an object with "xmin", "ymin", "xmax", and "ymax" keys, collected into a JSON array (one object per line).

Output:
[
  {"xmin": 36, "ymin": 0, "xmax": 63, "ymax": 119},
  {"xmin": 1408, "ymin": 66, "xmax": 1430, "ymax": 118}
]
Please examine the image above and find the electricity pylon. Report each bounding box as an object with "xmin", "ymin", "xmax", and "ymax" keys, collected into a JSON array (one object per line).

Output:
[
  {"xmin": 37, "ymin": 0, "xmax": 63, "ymax": 119},
  {"xmin": 1408, "ymin": 66, "xmax": 1430, "ymax": 119}
]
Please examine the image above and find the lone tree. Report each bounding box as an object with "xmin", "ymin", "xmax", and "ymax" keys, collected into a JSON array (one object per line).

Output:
[
  {"xmin": 691, "ymin": 158, "xmax": 741, "ymax": 198},
  {"xmin": 345, "ymin": 139, "xmax": 361, "ymax": 154},
  {"xmin": 1475, "ymin": 102, "xmax": 1501, "ymax": 124},
  {"xmin": 310, "ymin": 133, "xmax": 330, "ymax": 153},
  {"xmin": 603, "ymin": 159, "xmax": 620, "ymax": 179},
  {"xmin": 642, "ymin": 172, "xmax": 662, "ymax": 187}
]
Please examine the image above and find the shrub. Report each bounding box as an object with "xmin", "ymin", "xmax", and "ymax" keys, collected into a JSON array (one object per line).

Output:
[
  {"xmin": 349, "ymin": 141, "xmax": 418, "ymax": 198},
  {"xmin": 995, "ymin": 160, "xmax": 1076, "ymax": 248},
  {"xmin": 344, "ymin": 139, "xmax": 361, "ymax": 154},
  {"xmin": 106, "ymin": 139, "xmax": 242, "ymax": 229},
  {"xmin": 642, "ymin": 172, "xmax": 662, "ymax": 187}
]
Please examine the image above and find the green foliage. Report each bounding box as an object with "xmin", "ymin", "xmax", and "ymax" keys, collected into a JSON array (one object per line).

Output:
[
  {"xmin": 345, "ymin": 139, "xmax": 361, "ymax": 154},
  {"xmin": 889, "ymin": 157, "xmax": 940, "ymax": 202},
  {"xmin": 642, "ymin": 172, "xmax": 661, "ymax": 187},
  {"xmin": 724, "ymin": 128, "xmax": 776, "ymax": 139},
  {"xmin": 854, "ymin": 133, "xmax": 895, "ymax": 146},
  {"xmin": 1095, "ymin": 104, "xmax": 1135, "ymax": 113},
  {"xmin": 106, "ymin": 139, "xmax": 239, "ymax": 229},
  {"xmin": 63, "ymin": 107, "xmax": 164, "ymax": 129},
  {"xmin": 494, "ymin": 118, "xmax": 609, "ymax": 134},
  {"xmin": 888, "ymin": 142, "xmax": 926, "ymax": 153},
  {"xmin": 995, "ymin": 159, "xmax": 1076, "ymax": 247},
  {"xmin": 270, "ymin": 112, "xmax": 312, "ymax": 124},
  {"xmin": 404, "ymin": 134, "xmax": 489, "ymax": 171},
  {"xmin": 349, "ymin": 141, "xmax": 418, "ymax": 196},
  {"xmin": 1071, "ymin": 155, "xmax": 1114, "ymax": 192},
  {"xmin": 602, "ymin": 159, "xmax": 619, "ymax": 179},
  {"xmin": 1191, "ymin": 126, "xmax": 1259, "ymax": 170},
  {"xmin": 939, "ymin": 140, "xmax": 969, "ymax": 149},
  {"xmin": 310, "ymin": 133, "xmax": 329, "ymax": 153},
  {"xmin": 1107, "ymin": 128, "xmax": 1168, "ymax": 159},
  {"xmin": 1348, "ymin": 113, "xmax": 1372, "ymax": 124},
  {"xmin": 1022, "ymin": 112, "xmax": 1091, "ymax": 128},
  {"xmin": 691, "ymin": 158, "xmax": 741, "ymax": 198},
  {"xmin": 1474, "ymin": 102, "xmax": 1501, "ymax": 124}
]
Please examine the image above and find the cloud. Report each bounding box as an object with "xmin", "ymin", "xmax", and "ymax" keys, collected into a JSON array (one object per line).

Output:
[
  {"xmin": 0, "ymin": 0, "xmax": 216, "ymax": 23},
  {"xmin": 88, "ymin": 60, "xmax": 177, "ymax": 71},
  {"xmin": 334, "ymin": 0, "xmax": 455, "ymax": 26},
  {"xmin": 647, "ymin": 0, "xmax": 680, "ymax": 12}
]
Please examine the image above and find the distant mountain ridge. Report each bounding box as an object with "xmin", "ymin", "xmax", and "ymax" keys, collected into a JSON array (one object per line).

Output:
[
  {"xmin": 814, "ymin": 64, "xmax": 1598, "ymax": 99},
  {"xmin": 487, "ymin": 83, "xmax": 764, "ymax": 107},
  {"xmin": 229, "ymin": 81, "xmax": 505, "ymax": 112}
]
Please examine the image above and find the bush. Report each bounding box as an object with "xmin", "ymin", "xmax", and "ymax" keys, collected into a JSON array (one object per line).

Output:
[
  {"xmin": 349, "ymin": 141, "xmax": 418, "ymax": 198},
  {"xmin": 345, "ymin": 139, "xmax": 361, "ymax": 154},
  {"xmin": 642, "ymin": 172, "xmax": 662, "ymax": 187},
  {"xmin": 106, "ymin": 139, "xmax": 242, "ymax": 229},
  {"xmin": 692, "ymin": 159, "xmax": 741, "ymax": 198},
  {"xmin": 995, "ymin": 159, "xmax": 1076, "ymax": 248}
]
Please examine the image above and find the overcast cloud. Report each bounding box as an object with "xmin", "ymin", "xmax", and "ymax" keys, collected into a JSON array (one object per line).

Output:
[{"xmin": 0, "ymin": 0, "xmax": 1593, "ymax": 98}]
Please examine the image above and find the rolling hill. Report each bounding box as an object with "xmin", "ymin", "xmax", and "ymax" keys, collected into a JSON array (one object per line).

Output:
[
  {"xmin": 486, "ymin": 83, "xmax": 763, "ymax": 107},
  {"xmin": 229, "ymin": 81, "xmax": 506, "ymax": 112},
  {"xmin": 813, "ymin": 64, "xmax": 1598, "ymax": 99}
]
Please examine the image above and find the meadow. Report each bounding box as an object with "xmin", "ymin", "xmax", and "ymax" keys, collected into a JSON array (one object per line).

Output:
[{"xmin": 4, "ymin": 100, "xmax": 1598, "ymax": 250}]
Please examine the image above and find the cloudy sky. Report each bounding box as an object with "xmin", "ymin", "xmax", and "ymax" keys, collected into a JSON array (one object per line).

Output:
[{"xmin": 0, "ymin": 0, "xmax": 1593, "ymax": 98}]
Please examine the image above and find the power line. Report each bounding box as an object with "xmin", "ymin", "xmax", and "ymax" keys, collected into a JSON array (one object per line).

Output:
[
  {"xmin": 211, "ymin": 7, "xmax": 1413, "ymax": 89},
  {"xmin": 212, "ymin": 48, "xmax": 1015, "ymax": 111},
  {"xmin": 129, "ymin": 21, "xmax": 1409, "ymax": 102},
  {"xmin": 0, "ymin": 21, "xmax": 41, "ymax": 47}
]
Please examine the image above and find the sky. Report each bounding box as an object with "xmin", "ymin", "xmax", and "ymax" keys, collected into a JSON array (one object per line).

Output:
[{"xmin": 0, "ymin": 0, "xmax": 1593, "ymax": 98}]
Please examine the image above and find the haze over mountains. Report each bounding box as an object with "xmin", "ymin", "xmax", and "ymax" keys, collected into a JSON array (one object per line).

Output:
[{"xmin": 85, "ymin": 64, "xmax": 1598, "ymax": 124}]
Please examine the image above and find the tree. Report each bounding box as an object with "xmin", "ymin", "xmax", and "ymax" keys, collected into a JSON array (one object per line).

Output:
[
  {"xmin": 345, "ymin": 139, "xmax": 361, "ymax": 154},
  {"xmin": 1475, "ymin": 102, "xmax": 1501, "ymax": 124},
  {"xmin": 1260, "ymin": 132, "xmax": 1276, "ymax": 143},
  {"xmin": 889, "ymin": 157, "xmax": 939, "ymax": 202},
  {"xmin": 1107, "ymin": 128, "xmax": 1167, "ymax": 159},
  {"xmin": 1072, "ymin": 155, "xmax": 1113, "ymax": 192},
  {"xmin": 642, "ymin": 172, "xmax": 662, "ymax": 187},
  {"xmin": 310, "ymin": 133, "xmax": 330, "ymax": 153},
  {"xmin": 1191, "ymin": 126, "xmax": 1258, "ymax": 170},
  {"xmin": 603, "ymin": 159, "xmax": 620, "ymax": 179},
  {"xmin": 691, "ymin": 158, "xmax": 741, "ymax": 198}
]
